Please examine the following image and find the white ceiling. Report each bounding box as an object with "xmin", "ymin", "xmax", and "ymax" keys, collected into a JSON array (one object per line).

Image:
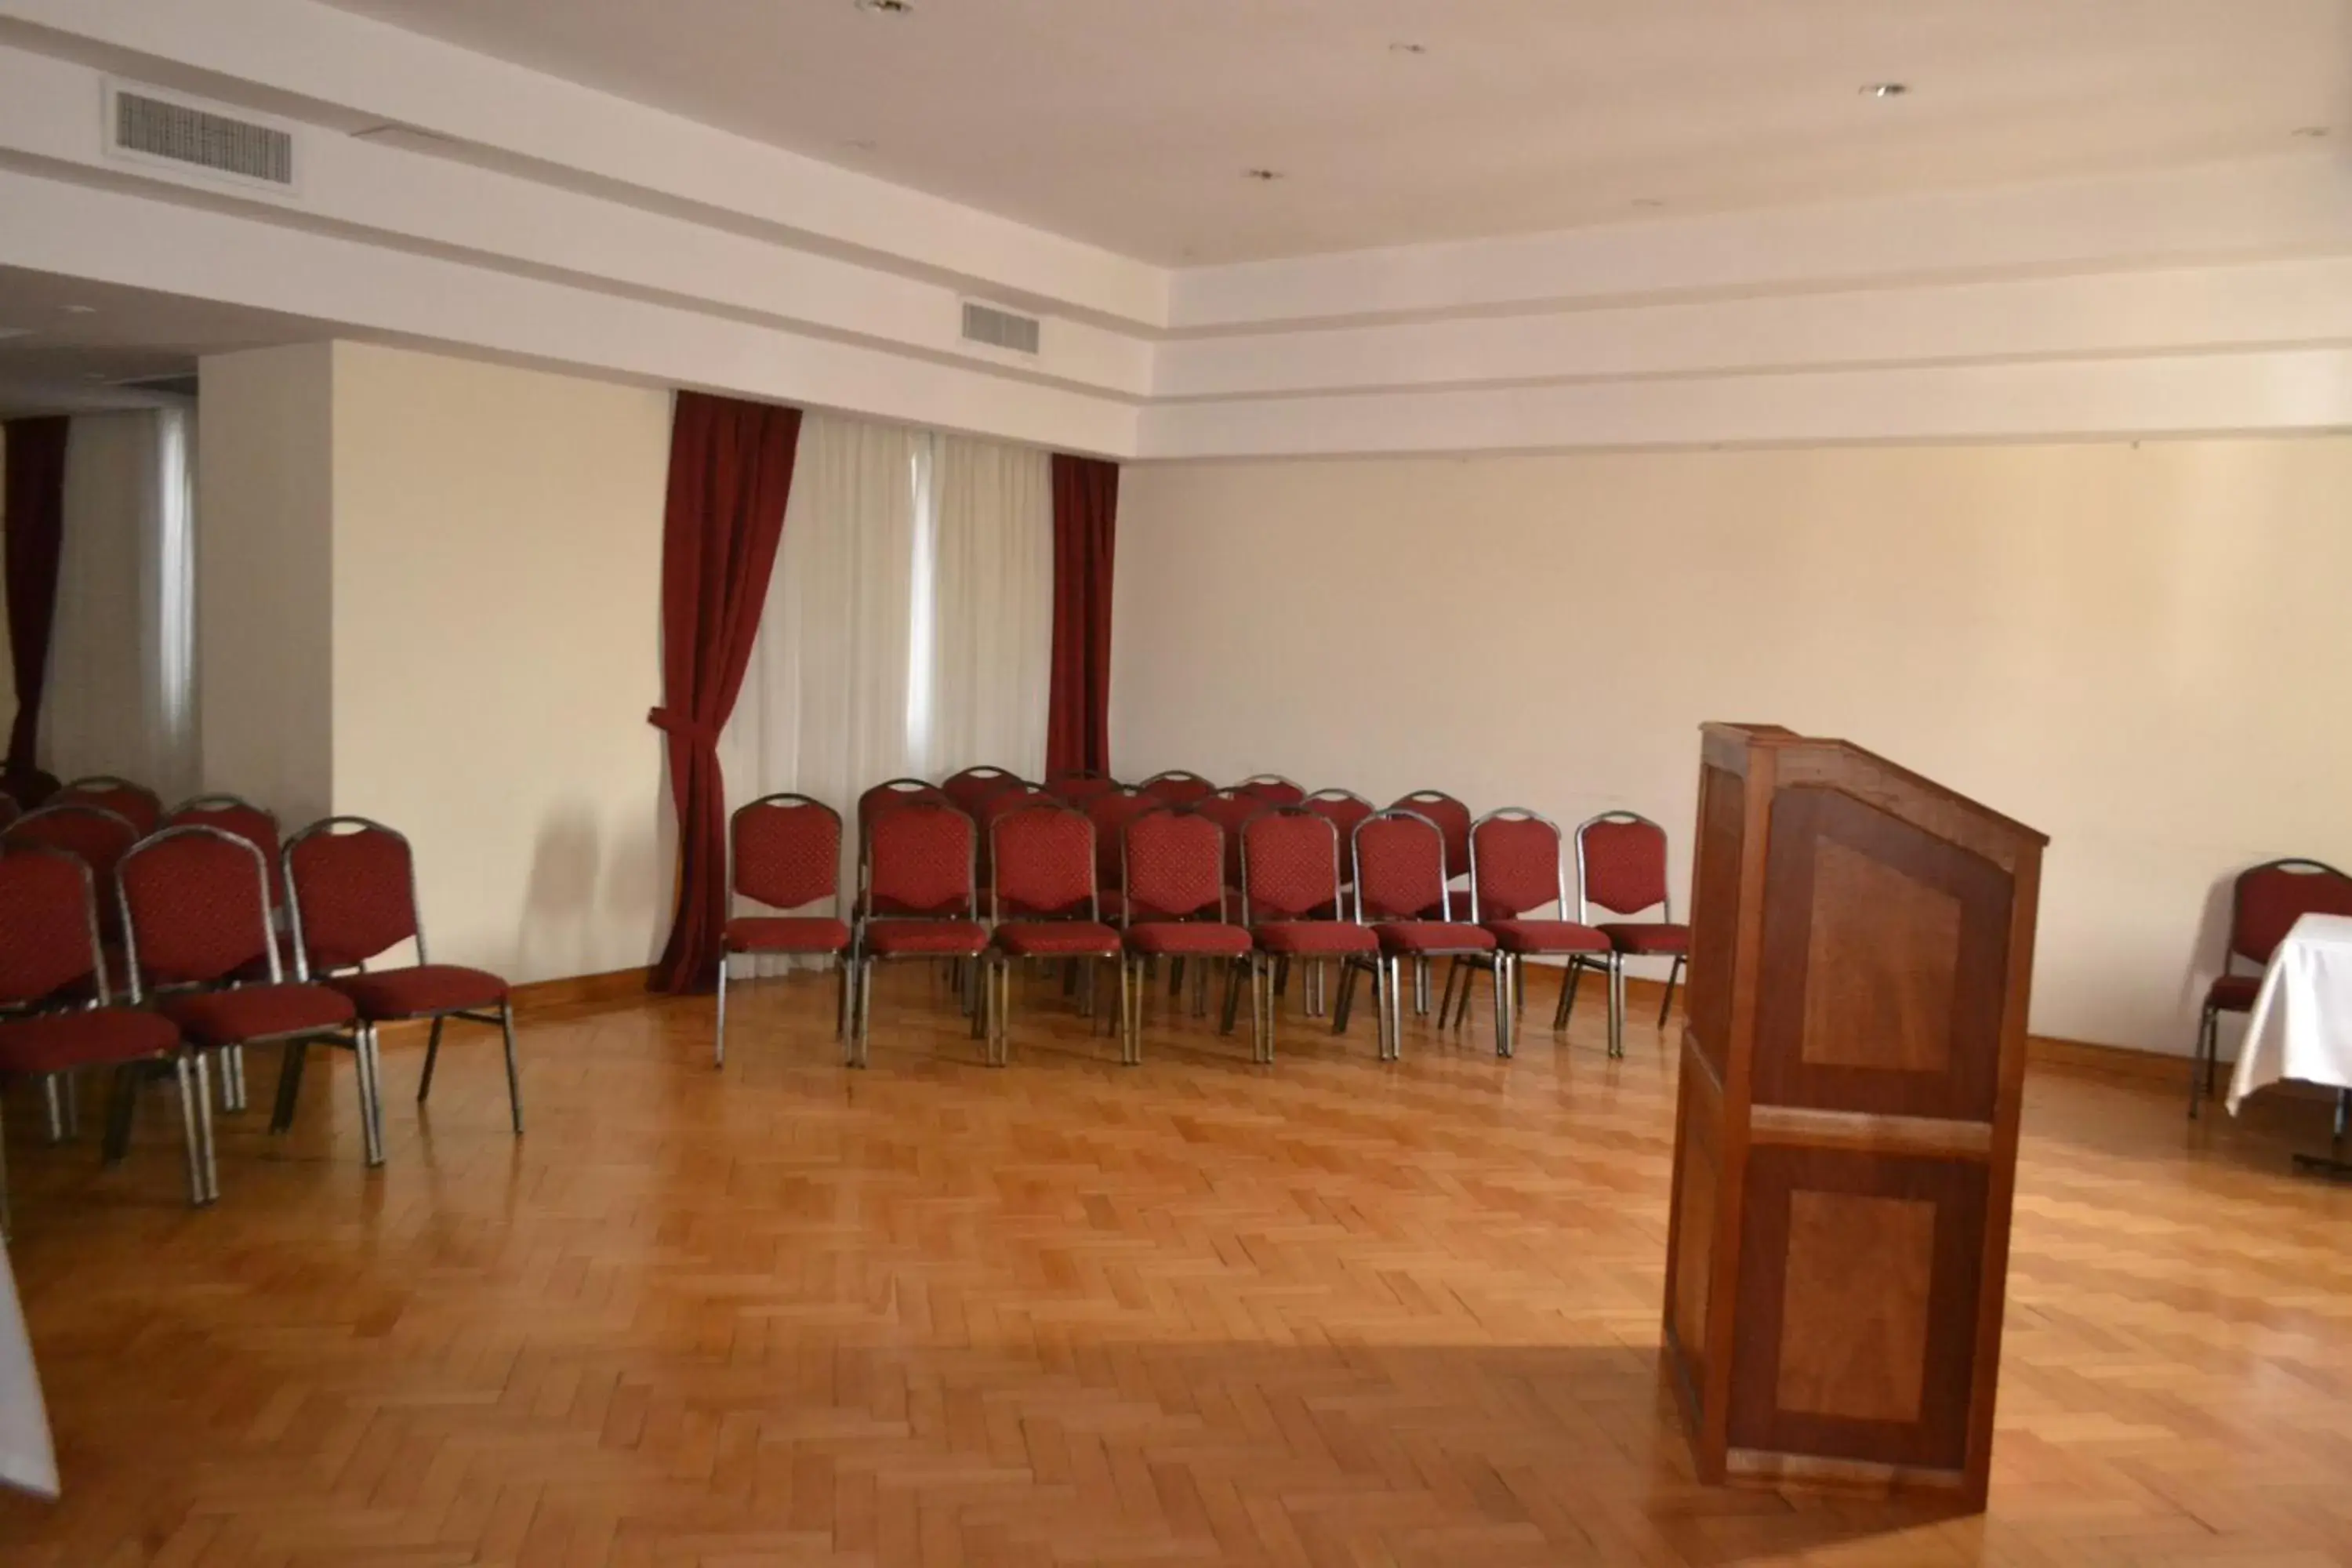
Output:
[
  {"xmin": 0, "ymin": 267, "xmax": 326, "ymax": 418},
  {"xmin": 317, "ymin": 0, "xmax": 2348, "ymax": 265}
]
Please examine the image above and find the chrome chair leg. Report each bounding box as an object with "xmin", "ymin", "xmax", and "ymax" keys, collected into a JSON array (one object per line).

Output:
[
  {"xmin": 1658, "ymin": 956, "xmax": 1684, "ymax": 1026},
  {"xmin": 1493, "ymin": 956, "xmax": 1514, "ymax": 1059},
  {"xmin": 174, "ymin": 1055, "xmax": 208, "ymax": 1208},
  {"xmin": 1607, "ymin": 956, "xmax": 1627, "ymax": 1058},
  {"xmin": 713, "ymin": 954, "xmax": 728, "ymax": 1068},
  {"xmin": 356, "ymin": 1025, "xmax": 387, "ymax": 1168}
]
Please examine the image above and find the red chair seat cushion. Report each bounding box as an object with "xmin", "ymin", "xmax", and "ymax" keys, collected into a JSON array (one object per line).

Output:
[
  {"xmin": 1253, "ymin": 921, "xmax": 1379, "ymax": 956},
  {"xmin": 1125, "ymin": 922, "xmax": 1254, "ymax": 958},
  {"xmin": 863, "ymin": 920, "xmax": 989, "ymax": 958},
  {"xmin": 160, "ymin": 983, "xmax": 354, "ymax": 1047},
  {"xmin": 328, "ymin": 964, "xmax": 510, "ymax": 1021},
  {"xmin": 2205, "ymin": 973, "xmax": 2262, "ymax": 1013},
  {"xmin": 725, "ymin": 916, "xmax": 851, "ymax": 956},
  {"xmin": 0, "ymin": 1007, "xmax": 180, "ymax": 1075},
  {"xmin": 1484, "ymin": 918, "xmax": 1613, "ymax": 954},
  {"xmin": 993, "ymin": 921, "xmax": 1121, "ymax": 958},
  {"xmin": 1601, "ymin": 922, "xmax": 1690, "ymax": 956},
  {"xmin": 1375, "ymin": 921, "xmax": 1497, "ymax": 956}
]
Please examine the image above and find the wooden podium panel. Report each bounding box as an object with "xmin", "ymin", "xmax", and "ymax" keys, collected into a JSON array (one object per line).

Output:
[{"xmin": 1663, "ymin": 724, "xmax": 2044, "ymax": 1508}]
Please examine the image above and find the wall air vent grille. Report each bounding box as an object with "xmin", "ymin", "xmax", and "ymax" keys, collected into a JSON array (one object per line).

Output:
[
  {"xmin": 961, "ymin": 301, "xmax": 1042, "ymax": 357},
  {"xmin": 112, "ymin": 88, "xmax": 294, "ymax": 188}
]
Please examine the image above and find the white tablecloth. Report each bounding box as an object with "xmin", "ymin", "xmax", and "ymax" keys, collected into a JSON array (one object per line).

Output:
[
  {"xmin": 2228, "ymin": 913, "xmax": 2352, "ymax": 1116},
  {"xmin": 0, "ymin": 1239, "xmax": 56, "ymax": 1498}
]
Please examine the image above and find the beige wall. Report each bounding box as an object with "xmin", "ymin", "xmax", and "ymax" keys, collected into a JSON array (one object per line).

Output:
[
  {"xmin": 330, "ymin": 343, "xmax": 670, "ymax": 983},
  {"xmin": 1113, "ymin": 439, "xmax": 2352, "ymax": 1056},
  {"xmin": 198, "ymin": 343, "xmax": 336, "ymax": 825}
]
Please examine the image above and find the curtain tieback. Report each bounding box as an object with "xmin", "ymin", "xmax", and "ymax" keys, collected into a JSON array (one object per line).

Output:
[{"xmin": 647, "ymin": 706, "xmax": 722, "ymax": 749}]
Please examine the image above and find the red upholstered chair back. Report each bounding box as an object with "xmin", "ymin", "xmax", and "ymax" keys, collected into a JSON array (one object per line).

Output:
[
  {"xmin": 167, "ymin": 796, "xmax": 283, "ymax": 908},
  {"xmin": 1578, "ymin": 812, "xmax": 1671, "ymax": 918},
  {"xmin": 118, "ymin": 826, "xmax": 278, "ymax": 993},
  {"xmin": 57, "ymin": 775, "xmax": 162, "ymax": 837},
  {"xmin": 286, "ymin": 818, "xmax": 423, "ymax": 973},
  {"xmin": 1194, "ymin": 789, "xmax": 1263, "ymax": 887},
  {"xmin": 1303, "ymin": 789, "xmax": 1374, "ymax": 855},
  {"xmin": 1047, "ymin": 770, "xmax": 1117, "ymax": 805},
  {"xmin": 1084, "ymin": 787, "xmax": 1157, "ymax": 885},
  {"xmin": 865, "ymin": 802, "xmax": 975, "ymax": 918},
  {"xmin": 1123, "ymin": 808, "xmax": 1225, "ymax": 924},
  {"xmin": 1234, "ymin": 775, "xmax": 1305, "ymax": 806},
  {"xmin": 990, "ymin": 803, "xmax": 1097, "ymax": 920},
  {"xmin": 5, "ymin": 804, "xmax": 140, "ymax": 898},
  {"xmin": 1240, "ymin": 809, "xmax": 1344, "ymax": 923},
  {"xmin": 731, "ymin": 794, "xmax": 840, "ymax": 912},
  {"xmin": 1470, "ymin": 810, "xmax": 1567, "ymax": 920},
  {"xmin": 1391, "ymin": 790, "xmax": 1471, "ymax": 882},
  {"xmin": 1140, "ymin": 770, "xmax": 1214, "ymax": 805},
  {"xmin": 943, "ymin": 767, "xmax": 1025, "ymax": 817},
  {"xmin": 0, "ymin": 848, "xmax": 107, "ymax": 1007},
  {"xmin": 1354, "ymin": 811, "xmax": 1451, "ymax": 923},
  {"xmin": 2230, "ymin": 859, "xmax": 2352, "ymax": 968},
  {"xmin": 858, "ymin": 778, "xmax": 950, "ymax": 833}
]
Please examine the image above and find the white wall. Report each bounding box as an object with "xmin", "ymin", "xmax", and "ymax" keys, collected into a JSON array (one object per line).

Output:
[
  {"xmin": 198, "ymin": 342, "xmax": 335, "ymax": 825},
  {"xmin": 1112, "ymin": 439, "xmax": 2352, "ymax": 1055},
  {"xmin": 329, "ymin": 343, "xmax": 670, "ymax": 983}
]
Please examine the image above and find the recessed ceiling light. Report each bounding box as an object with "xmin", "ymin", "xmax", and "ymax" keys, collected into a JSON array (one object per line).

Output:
[
  {"xmin": 1860, "ymin": 82, "xmax": 1909, "ymax": 99},
  {"xmin": 1388, "ymin": 42, "xmax": 1427, "ymax": 55},
  {"xmin": 81, "ymin": 372, "xmax": 109, "ymax": 382},
  {"xmin": 2292, "ymin": 125, "xmax": 2330, "ymax": 138},
  {"xmin": 855, "ymin": 0, "xmax": 912, "ymax": 13},
  {"xmin": 843, "ymin": 138, "xmax": 877, "ymax": 152},
  {"xmin": 1243, "ymin": 168, "xmax": 1284, "ymax": 182},
  {"xmin": 1631, "ymin": 198, "xmax": 1666, "ymax": 209},
  {"xmin": 60, "ymin": 304, "xmax": 98, "ymax": 315}
]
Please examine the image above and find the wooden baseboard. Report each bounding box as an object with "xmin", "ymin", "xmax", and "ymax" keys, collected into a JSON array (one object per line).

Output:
[{"xmin": 509, "ymin": 966, "xmax": 654, "ymax": 1019}]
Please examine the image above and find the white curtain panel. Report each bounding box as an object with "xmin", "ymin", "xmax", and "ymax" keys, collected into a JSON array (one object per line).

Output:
[
  {"xmin": 718, "ymin": 412, "xmax": 1056, "ymax": 969},
  {"xmin": 38, "ymin": 408, "xmax": 198, "ymax": 803},
  {"xmin": 914, "ymin": 433, "xmax": 1052, "ymax": 782}
]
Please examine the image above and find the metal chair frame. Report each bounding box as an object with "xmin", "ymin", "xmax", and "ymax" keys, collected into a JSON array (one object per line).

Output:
[
  {"xmin": 1117, "ymin": 807, "xmax": 1253, "ymax": 1065},
  {"xmin": 162, "ymin": 793, "xmax": 285, "ymax": 1115},
  {"xmin": 1240, "ymin": 808, "xmax": 1382, "ymax": 1064},
  {"xmin": 3, "ymin": 802, "xmax": 139, "ymax": 1142},
  {"xmin": 1440, "ymin": 807, "xmax": 1599, "ymax": 1051},
  {"xmin": 719, "ymin": 793, "xmax": 850, "ymax": 1068},
  {"xmin": 284, "ymin": 816, "xmax": 521, "ymax": 1162},
  {"xmin": 985, "ymin": 802, "xmax": 1121, "ymax": 1068},
  {"xmin": 1334, "ymin": 809, "xmax": 1504, "ymax": 1058},
  {"xmin": 1138, "ymin": 770, "xmax": 1215, "ymax": 804},
  {"xmin": 58, "ymin": 775, "xmax": 162, "ymax": 832}
]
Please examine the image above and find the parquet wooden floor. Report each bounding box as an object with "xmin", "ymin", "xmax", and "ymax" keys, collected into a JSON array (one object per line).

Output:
[{"xmin": 2, "ymin": 964, "xmax": 2350, "ymax": 1567}]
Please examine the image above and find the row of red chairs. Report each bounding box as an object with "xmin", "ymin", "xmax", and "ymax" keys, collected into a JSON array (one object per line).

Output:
[
  {"xmin": 715, "ymin": 767, "xmax": 1690, "ymax": 1068},
  {"xmin": 0, "ymin": 786, "xmax": 518, "ymax": 1231}
]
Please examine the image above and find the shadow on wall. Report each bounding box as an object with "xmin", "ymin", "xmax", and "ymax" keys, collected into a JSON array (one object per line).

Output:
[{"xmin": 517, "ymin": 804, "xmax": 602, "ymax": 982}]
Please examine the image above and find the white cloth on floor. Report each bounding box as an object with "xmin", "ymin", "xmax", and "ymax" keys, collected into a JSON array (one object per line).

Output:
[
  {"xmin": 0, "ymin": 1240, "xmax": 57, "ymax": 1497},
  {"xmin": 2228, "ymin": 913, "xmax": 2352, "ymax": 1116}
]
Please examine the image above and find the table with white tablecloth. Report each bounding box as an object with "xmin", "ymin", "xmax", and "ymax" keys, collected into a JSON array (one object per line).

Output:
[
  {"xmin": 2227, "ymin": 911, "xmax": 2352, "ymax": 1173},
  {"xmin": 0, "ymin": 1238, "xmax": 57, "ymax": 1499}
]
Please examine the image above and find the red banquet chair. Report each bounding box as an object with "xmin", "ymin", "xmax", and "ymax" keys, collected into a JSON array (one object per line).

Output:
[
  {"xmin": 117, "ymin": 825, "xmax": 358, "ymax": 1191},
  {"xmin": 1047, "ymin": 769, "xmax": 1118, "ymax": 805},
  {"xmin": 57, "ymin": 775, "xmax": 162, "ymax": 837},
  {"xmin": 985, "ymin": 802, "xmax": 1122, "ymax": 1066},
  {"xmin": 1234, "ymin": 775, "xmax": 1306, "ymax": 807},
  {"xmin": 1239, "ymin": 808, "xmax": 1378, "ymax": 1063},
  {"xmin": 1571, "ymin": 811, "xmax": 1690, "ymax": 1058},
  {"xmin": 285, "ymin": 818, "xmax": 518, "ymax": 1156},
  {"xmin": 2191, "ymin": 858, "xmax": 2352, "ymax": 1117},
  {"xmin": 0, "ymin": 848, "xmax": 194, "ymax": 1229},
  {"xmin": 1461, "ymin": 809, "xmax": 1613, "ymax": 1045},
  {"xmin": 1390, "ymin": 790, "xmax": 1472, "ymax": 1012},
  {"xmin": 1297, "ymin": 789, "xmax": 1375, "ymax": 1013},
  {"xmin": 165, "ymin": 793, "xmax": 287, "ymax": 1109},
  {"xmin": 850, "ymin": 800, "xmax": 989, "ymax": 1068},
  {"xmin": 855, "ymin": 777, "xmax": 951, "ymax": 907},
  {"xmin": 718, "ymin": 793, "xmax": 851, "ymax": 1067},
  {"xmin": 1084, "ymin": 786, "xmax": 1158, "ymax": 918},
  {"xmin": 943, "ymin": 766, "xmax": 1026, "ymax": 818},
  {"xmin": 1119, "ymin": 808, "xmax": 1254, "ymax": 1065},
  {"xmin": 6, "ymin": 804, "xmax": 139, "ymax": 923},
  {"xmin": 1139, "ymin": 770, "xmax": 1215, "ymax": 806},
  {"xmin": 1336, "ymin": 809, "xmax": 1501, "ymax": 1058}
]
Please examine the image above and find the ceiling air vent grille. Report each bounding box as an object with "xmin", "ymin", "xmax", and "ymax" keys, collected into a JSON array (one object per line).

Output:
[
  {"xmin": 112, "ymin": 88, "xmax": 294, "ymax": 188},
  {"xmin": 961, "ymin": 301, "xmax": 1042, "ymax": 357}
]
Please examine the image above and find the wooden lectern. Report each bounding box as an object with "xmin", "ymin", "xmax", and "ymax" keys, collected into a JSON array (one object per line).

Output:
[{"xmin": 1663, "ymin": 724, "xmax": 2045, "ymax": 1508}]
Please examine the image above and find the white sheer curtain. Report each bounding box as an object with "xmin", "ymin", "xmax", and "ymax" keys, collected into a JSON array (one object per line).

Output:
[
  {"xmin": 38, "ymin": 407, "xmax": 198, "ymax": 802},
  {"xmin": 718, "ymin": 412, "xmax": 1054, "ymax": 967}
]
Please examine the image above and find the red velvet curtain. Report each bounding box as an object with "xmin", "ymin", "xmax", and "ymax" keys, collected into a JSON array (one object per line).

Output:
[
  {"xmin": 648, "ymin": 392, "xmax": 803, "ymax": 993},
  {"xmin": 2, "ymin": 416, "xmax": 69, "ymax": 803},
  {"xmin": 1046, "ymin": 454, "xmax": 1119, "ymax": 778}
]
